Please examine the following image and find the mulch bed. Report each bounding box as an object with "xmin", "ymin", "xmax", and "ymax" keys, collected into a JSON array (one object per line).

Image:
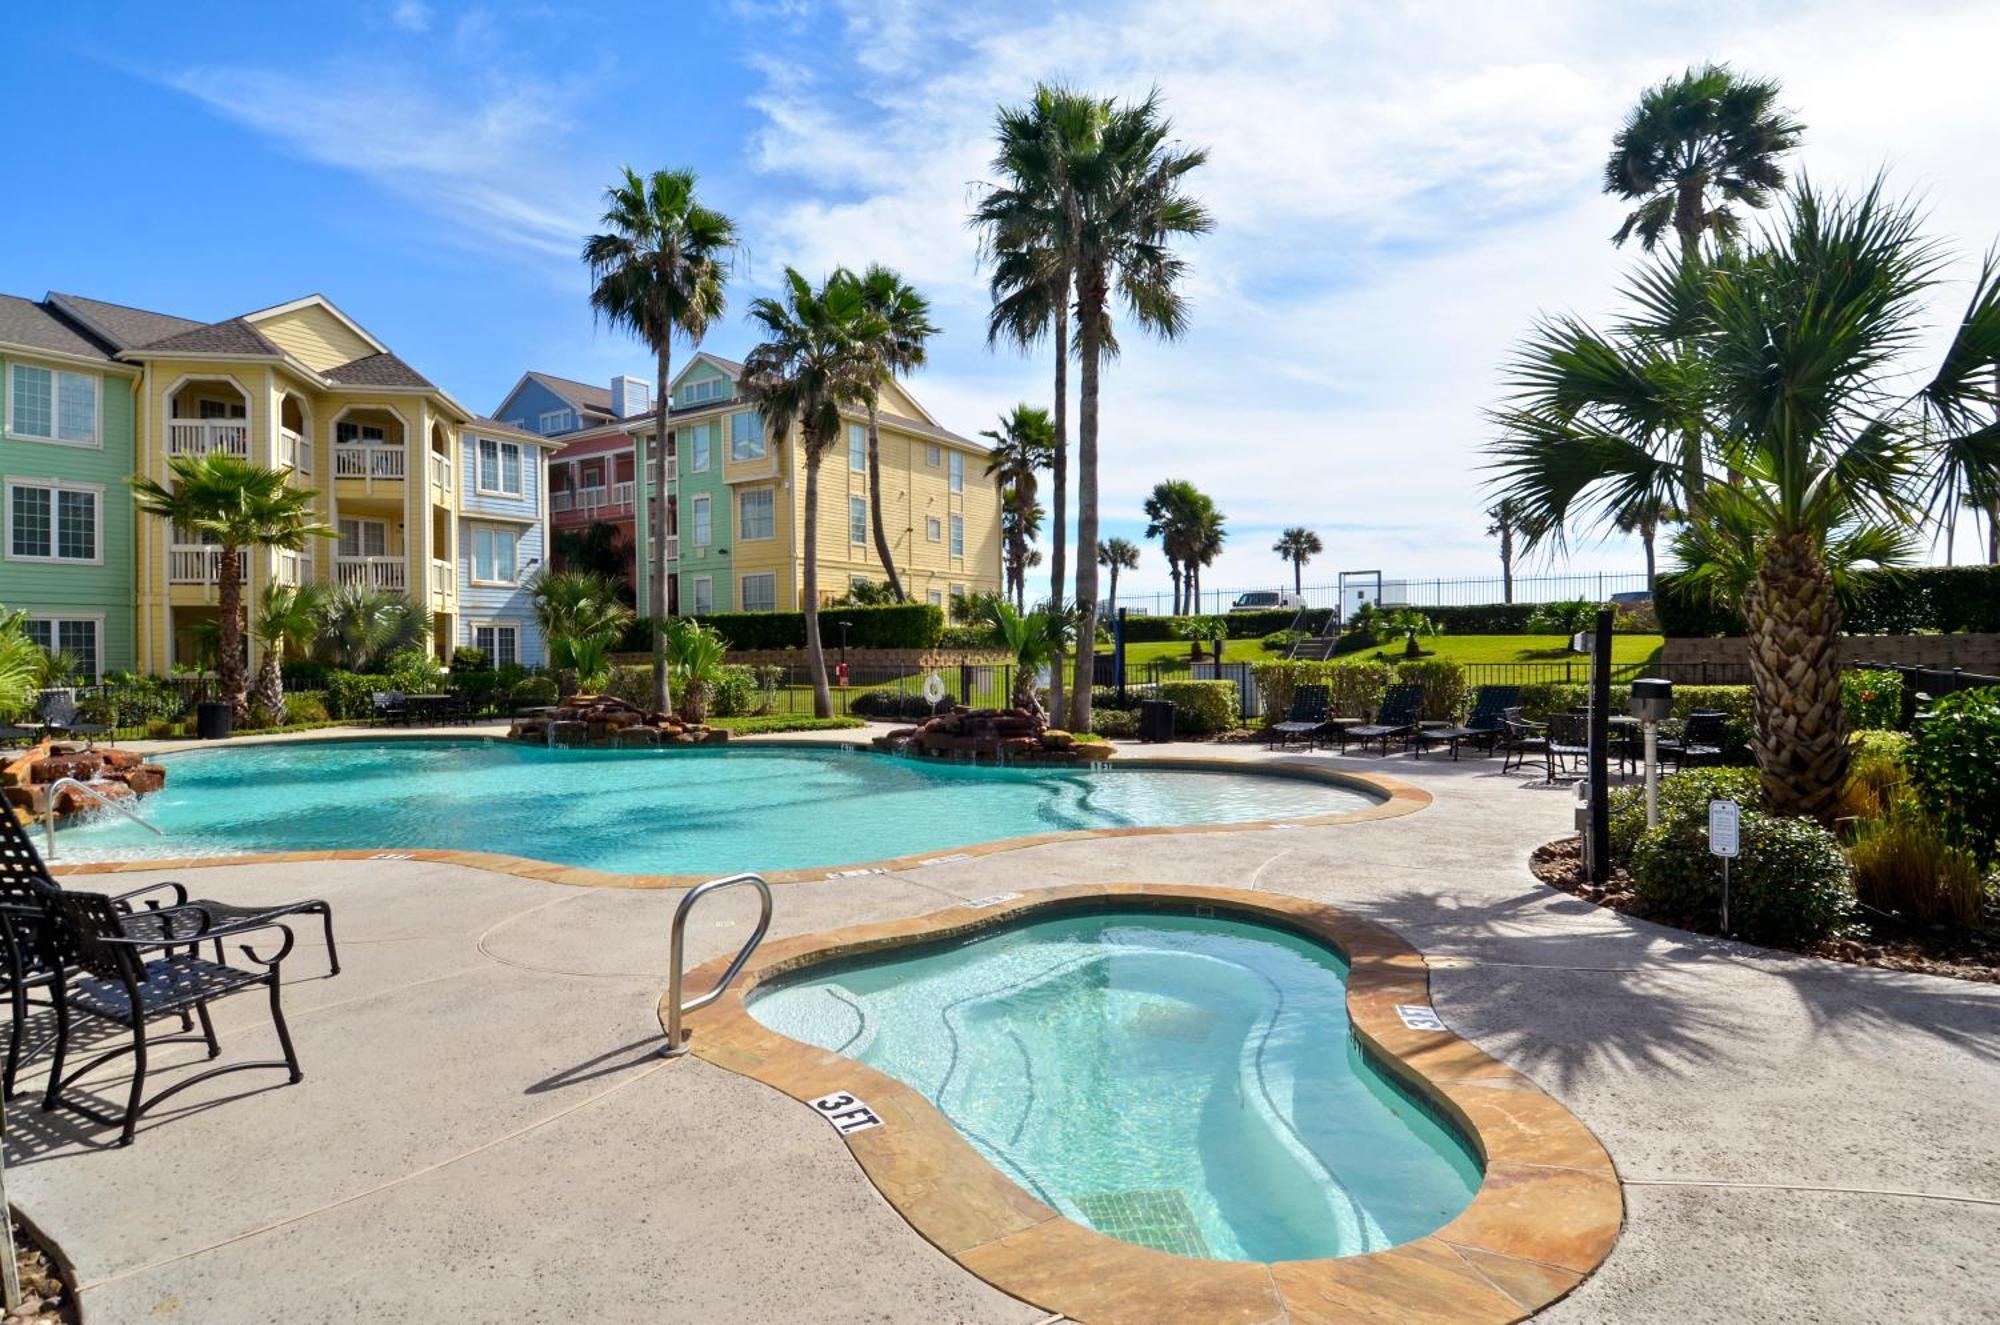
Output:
[
  {"xmin": 1531, "ymin": 835, "xmax": 2000, "ymax": 984},
  {"xmin": 3, "ymin": 1217, "xmax": 74, "ymax": 1324}
]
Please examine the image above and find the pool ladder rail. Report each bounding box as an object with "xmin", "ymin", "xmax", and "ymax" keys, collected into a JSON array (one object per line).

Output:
[
  {"xmin": 661, "ymin": 872, "xmax": 773, "ymax": 1058},
  {"xmin": 41, "ymin": 777, "xmax": 167, "ymax": 859}
]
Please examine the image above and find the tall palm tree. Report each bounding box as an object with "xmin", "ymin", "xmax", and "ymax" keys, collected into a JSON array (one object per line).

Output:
[
  {"xmin": 584, "ymin": 166, "xmax": 737, "ymax": 714},
  {"xmin": 1187, "ymin": 500, "xmax": 1227, "ymax": 614},
  {"xmin": 999, "ymin": 492, "xmax": 1046, "ymax": 610},
  {"xmin": 742, "ymin": 267, "xmax": 884, "ymax": 718},
  {"xmin": 250, "ymin": 581, "xmax": 324, "ymax": 724},
  {"xmin": 1484, "ymin": 497, "xmax": 1534, "ymax": 603},
  {"xmin": 983, "ymin": 404, "xmax": 1055, "ymax": 609},
  {"xmin": 1272, "ymin": 527, "xmax": 1321, "ymax": 595},
  {"xmin": 854, "ymin": 265, "xmax": 940, "ymax": 600},
  {"xmin": 1605, "ymin": 63, "xmax": 1803, "ymax": 255},
  {"xmin": 1492, "ymin": 181, "xmax": 2000, "ymax": 817},
  {"xmin": 132, "ymin": 453, "xmax": 333, "ymax": 721},
  {"xmin": 1143, "ymin": 479, "xmax": 1220, "ymax": 615},
  {"xmin": 1098, "ymin": 537, "xmax": 1139, "ymax": 618}
]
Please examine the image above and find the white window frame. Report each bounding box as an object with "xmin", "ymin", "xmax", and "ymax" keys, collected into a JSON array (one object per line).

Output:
[
  {"xmin": 5, "ymin": 478, "xmax": 103, "ymax": 564},
  {"xmin": 681, "ymin": 378, "xmax": 724, "ymax": 406},
  {"xmin": 476, "ymin": 437, "xmax": 524, "ymax": 496},
  {"xmin": 949, "ymin": 513, "xmax": 964, "ymax": 558},
  {"xmin": 692, "ymin": 575, "xmax": 714, "ymax": 614},
  {"xmin": 337, "ymin": 516, "xmax": 389, "ymax": 560},
  {"xmin": 472, "ymin": 622, "xmax": 520, "ymax": 668},
  {"xmin": 926, "ymin": 516, "xmax": 941, "ymax": 542},
  {"xmin": 927, "ymin": 589, "xmax": 943, "ymax": 607},
  {"xmin": 21, "ymin": 613, "xmax": 104, "ymax": 681},
  {"xmin": 848, "ymin": 423, "xmax": 867, "ymax": 471},
  {"xmin": 538, "ymin": 408, "xmax": 575, "ymax": 433},
  {"xmin": 335, "ymin": 419, "xmax": 387, "ymax": 445},
  {"xmin": 6, "ymin": 362, "xmax": 101, "ymax": 448},
  {"xmin": 687, "ymin": 423, "xmax": 711, "ymax": 473},
  {"xmin": 925, "ymin": 443, "xmax": 941, "ymax": 468},
  {"xmin": 690, "ymin": 493, "xmax": 712, "ymax": 548},
  {"xmin": 740, "ymin": 571, "xmax": 777, "ymax": 613},
  {"xmin": 470, "ymin": 523, "xmax": 521, "ymax": 585},
  {"xmin": 849, "ymin": 495, "xmax": 867, "ymax": 544},
  {"xmin": 729, "ymin": 411, "xmax": 766, "ymax": 462},
  {"xmin": 738, "ymin": 486, "xmax": 775, "ymax": 541},
  {"xmin": 949, "ymin": 450, "xmax": 964, "ymax": 493}
]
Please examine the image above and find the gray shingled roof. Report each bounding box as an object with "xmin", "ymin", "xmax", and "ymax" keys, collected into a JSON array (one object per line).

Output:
[
  {"xmin": 326, "ymin": 351, "xmax": 435, "ymax": 390},
  {"xmin": 524, "ymin": 371, "xmax": 615, "ymax": 417},
  {"xmin": 130, "ymin": 317, "xmax": 285, "ymax": 357},
  {"xmin": 0, "ymin": 294, "xmax": 116, "ymax": 360},
  {"xmin": 45, "ymin": 293, "xmax": 202, "ymax": 352}
]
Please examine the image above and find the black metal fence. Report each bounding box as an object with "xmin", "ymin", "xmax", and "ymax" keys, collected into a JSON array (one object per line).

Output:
[{"xmin": 1460, "ymin": 660, "xmax": 1753, "ymax": 688}]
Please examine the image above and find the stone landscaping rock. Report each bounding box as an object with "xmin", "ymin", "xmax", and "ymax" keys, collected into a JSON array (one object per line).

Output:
[
  {"xmin": 5, "ymin": 738, "xmax": 170, "ymax": 827},
  {"xmin": 876, "ymin": 706, "xmax": 1114, "ymax": 766},
  {"xmin": 505, "ymin": 694, "xmax": 727, "ymax": 749}
]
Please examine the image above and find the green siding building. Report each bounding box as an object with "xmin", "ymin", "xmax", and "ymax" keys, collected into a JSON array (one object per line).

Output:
[{"xmin": 0, "ymin": 293, "xmax": 141, "ymax": 678}]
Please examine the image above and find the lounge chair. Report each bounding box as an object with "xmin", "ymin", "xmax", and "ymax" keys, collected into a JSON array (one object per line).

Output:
[
  {"xmin": 371, "ymin": 690, "xmax": 409, "ymax": 726},
  {"xmin": 1410, "ymin": 684, "xmax": 1522, "ymax": 761},
  {"xmin": 1659, "ymin": 709, "xmax": 1726, "ymax": 771},
  {"xmin": 1344, "ymin": 684, "xmax": 1421, "ymax": 756},
  {"xmin": 36, "ymin": 693, "xmax": 113, "ymax": 747},
  {"xmin": 1265, "ymin": 684, "xmax": 1330, "ymax": 750}
]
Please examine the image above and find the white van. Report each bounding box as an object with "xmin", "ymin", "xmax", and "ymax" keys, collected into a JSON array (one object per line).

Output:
[{"xmin": 1229, "ymin": 590, "xmax": 1308, "ymax": 612}]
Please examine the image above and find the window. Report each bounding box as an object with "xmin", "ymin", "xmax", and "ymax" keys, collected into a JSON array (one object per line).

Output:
[
  {"xmin": 338, "ymin": 517, "xmax": 388, "ymax": 559},
  {"xmin": 8, "ymin": 364, "xmax": 97, "ymax": 444},
  {"xmin": 927, "ymin": 590, "xmax": 943, "ymax": 607},
  {"xmin": 687, "ymin": 423, "xmax": 712, "ymax": 472},
  {"xmin": 196, "ymin": 397, "xmax": 245, "ymax": 419},
  {"xmin": 471, "ymin": 525, "xmax": 519, "ymax": 583},
  {"xmin": 850, "ymin": 575, "xmax": 873, "ymax": 593},
  {"xmin": 692, "ymin": 576, "xmax": 714, "ymax": 613},
  {"xmin": 22, "ymin": 617, "xmax": 100, "ymax": 681},
  {"xmin": 537, "ymin": 408, "xmax": 576, "ymax": 434},
  {"xmin": 849, "ymin": 496, "xmax": 867, "ymax": 544},
  {"xmin": 848, "ymin": 423, "xmax": 867, "ymax": 471},
  {"xmin": 729, "ymin": 411, "xmax": 765, "ymax": 461},
  {"xmin": 477, "ymin": 438, "xmax": 523, "ymax": 495},
  {"xmin": 691, "ymin": 494, "xmax": 712, "ymax": 547},
  {"xmin": 741, "ymin": 572, "xmax": 776, "ymax": 613},
  {"xmin": 950, "ymin": 513, "xmax": 964, "ymax": 557},
  {"xmin": 950, "ymin": 583, "xmax": 966, "ymax": 604},
  {"xmin": 925, "ymin": 443, "xmax": 941, "ymax": 468},
  {"xmin": 473, "ymin": 624, "xmax": 519, "ymax": 668},
  {"xmin": 7, "ymin": 481, "xmax": 98, "ymax": 563},
  {"xmin": 949, "ymin": 450, "xmax": 963, "ymax": 493},
  {"xmin": 926, "ymin": 516, "xmax": 941, "ymax": 542},
  {"xmin": 680, "ymin": 377, "xmax": 725, "ymax": 406},
  {"xmin": 335, "ymin": 420, "xmax": 386, "ymax": 445},
  {"xmin": 738, "ymin": 487, "xmax": 775, "ymax": 540}
]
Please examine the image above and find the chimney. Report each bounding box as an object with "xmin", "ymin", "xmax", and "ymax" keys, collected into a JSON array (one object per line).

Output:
[{"xmin": 611, "ymin": 374, "xmax": 650, "ymax": 418}]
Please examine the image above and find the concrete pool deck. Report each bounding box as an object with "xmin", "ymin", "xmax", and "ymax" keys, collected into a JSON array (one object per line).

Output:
[{"xmin": 8, "ymin": 725, "xmax": 1998, "ymax": 1322}]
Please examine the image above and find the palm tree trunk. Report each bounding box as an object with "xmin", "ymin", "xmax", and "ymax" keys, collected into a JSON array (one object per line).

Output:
[
  {"xmin": 1107, "ymin": 564, "xmax": 1119, "ymax": 619},
  {"xmin": 217, "ymin": 544, "xmax": 247, "ymax": 722},
  {"xmin": 1741, "ymin": 531, "xmax": 1847, "ymax": 818},
  {"xmin": 1048, "ymin": 288, "xmax": 1070, "ymax": 725},
  {"xmin": 1499, "ymin": 525, "xmax": 1514, "ymax": 604},
  {"xmin": 253, "ymin": 649, "xmax": 284, "ymax": 725},
  {"xmin": 1169, "ymin": 562, "xmax": 1181, "ymax": 616},
  {"xmin": 1674, "ymin": 177, "xmax": 1707, "ymax": 258},
  {"xmin": 1642, "ymin": 522, "xmax": 1657, "ymax": 595},
  {"xmin": 1068, "ymin": 268, "xmax": 1104, "ymax": 734},
  {"xmin": 802, "ymin": 444, "xmax": 833, "ymax": 719},
  {"xmin": 866, "ymin": 400, "xmax": 905, "ymax": 600},
  {"xmin": 650, "ymin": 343, "xmax": 674, "ymax": 715},
  {"xmin": 1292, "ymin": 556, "xmax": 1302, "ymax": 595}
]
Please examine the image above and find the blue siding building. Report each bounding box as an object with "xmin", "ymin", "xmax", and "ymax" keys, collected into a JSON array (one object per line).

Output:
[
  {"xmin": 456, "ymin": 419, "xmax": 559, "ymax": 667},
  {"xmin": 491, "ymin": 371, "xmax": 650, "ymax": 438}
]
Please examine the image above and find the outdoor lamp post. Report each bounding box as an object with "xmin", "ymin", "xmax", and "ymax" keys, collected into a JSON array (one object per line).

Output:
[
  {"xmin": 837, "ymin": 620, "xmax": 852, "ymax": 688},
  {"xmin": 1627, "ymin": 677, "xmax": 1674, "ymax": 829}
]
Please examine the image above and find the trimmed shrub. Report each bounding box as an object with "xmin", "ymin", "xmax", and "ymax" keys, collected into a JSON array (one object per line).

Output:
[
  {"xmin": 1117, "ymin": 609, "xmax": 1332, "ymax": 643},
  {"xmin": 600, "ymin": 665, "xmax": 652, "ymax": 707},
  {"xmin": 1607, "ymin": 766, "xmax": 1763, "ymax": 867},
  {"xmin": 283, "ymin": 691, "xmax": 330, "ymax": 725},
  {"xmin": 1249, "ymin": 661, "xmax": 1327, "ymax": 724},
  {"xmin": 1906, "ymin": 687, "xmax": 2000, "ymax": 864},
  {"xmin": 1422, "ymin": 603, "xmax": 1543, "ymax": 634},
  {"xmin": 620, "ymin": 603, "xmax": 945, "ymax": 652},
  {"xmin": 938, "ymin": 624, "xmax": 992, "ymax": 650},
  {"xmin": 1660, "ymin": 564, "xmax": 2000, "ymax": 636},
  {"xmin": 1090, "ymin": 707, "xmax": 1140, "ymax": 738},
  {"xmin": 1395, "ymin": 659, "xmax": 1468, "ymax": 722},
  {"xmin": 451, "ymin": 669, "xmax": 502, "ymax": 714},
  {"xmin": 1155, "ymin": 680, "xmax": 1239, "ymax": 736},
  {"xmin": 850, "ymin": 689, "xmax": 939, "ymax": 720},
  {"xmin": 510, "ymin": 675, "xmax": 559, "ymax": 708},
  {"xmin": 452, "ymin": 646, "xmax": 490, "ymax": 672},
  {"xmin": 1840, "ymin": 668, "xmax": 1903, "ymax": 732},
  {"xmin": 384, "ymin": 649, "xmax": 446, "ymax": 697},
  {"xmin": 1250, "ymin": 659, "xmax": 1394, "ymax": 723},
  {"xmin": 711, "ymin": 665, "xmax": 761, "ymax": 717},
  {"xmin": 323, "ymin": 671, "xmax": 390, "ymax": 720},
  {"xmin": 1631, "ymin": 808, "xmax": 1853, "ymax": 945},
  {"xmin": 1260, "ymin": 630, "xmax": 1305, "ymax": 653}
]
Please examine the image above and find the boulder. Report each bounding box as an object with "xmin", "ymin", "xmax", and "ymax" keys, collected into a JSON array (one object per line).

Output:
[
  {"xmin": 99, "ymin": 748, "xmax": 143, "ymax": 771},
  {"xmin": 2, "ymin": 785, "xmax": 48, "ymax": 816},
  {"xmin": 118, "ymin": 766, "xmax": 168, "ymax": 795},
  {"xmin": 54, "ymin": 780, "xmax": 132, "ymax": 815},
  {"xmin": 700, "ymin": 728, "xmax": 730, "ymax": 745},
  {"xmin": 1042, "ymin": 730, "xmax": 1076, "ymax": 750},
  {"xmin": 32, "ymin": 753, "xmax": 101, "ymax": 784}
]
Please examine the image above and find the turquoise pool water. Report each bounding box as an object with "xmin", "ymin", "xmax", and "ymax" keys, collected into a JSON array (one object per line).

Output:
[
  {"xmin": 50, "ymin": 740, "xmax": 1375, "ymax": 875},
  {"xmin": 749, "ymin": 909, "xmax": 1481, "ymax": 1262}
]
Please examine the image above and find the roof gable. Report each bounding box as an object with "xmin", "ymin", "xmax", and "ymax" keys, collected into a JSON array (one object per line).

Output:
[
  {"xmin": 132, "ymin": 316, "xmax": 286, "ymax": 357},
  {"xmin": 247, "ymin": 298, "xmax": 382, "ymax": 372},
  {"xmin": 326, "ymin": 351, "xmax": 434, "ymax": 390}
]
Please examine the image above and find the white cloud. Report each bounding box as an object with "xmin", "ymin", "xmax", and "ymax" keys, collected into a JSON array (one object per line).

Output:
[{"xmin": 389, "ymin": 1, "xmax": 432, "ymax": 34}]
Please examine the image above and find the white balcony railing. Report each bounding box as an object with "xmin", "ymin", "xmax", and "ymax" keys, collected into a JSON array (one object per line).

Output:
[
  {"xmin": 550, "ymin": 491, "xmax": 574, "ymax": 512},
  {"xmin": 431, "ymin": 558, "xmax": 455, "ymax": 600},
  {"xmin": 168, "ymin": 544, "xmax": 248, "ymax": 585},
  {"xmin": 168, "ymin": 420, "xmax": 250, "ymax": 459},
  {"xmin": 553, "ymin": 480, "xmax": 637, "ymax": 519},
  {"xmin": 278, "ymin": 427, "xmax": 312, "ymax": 475},
  {"xmin": 333, "ymin": 444, "xmax": 406, "ymax": 480},
  {"xmin": 613, "ymin": 480, "xmax": 635, "ymax": 509},
  {"xmin": 335, "ymin": 555, "xmax": 406, "ymax": 591},
  {"xmin": 429, "ymin": 452, "xmax": 451, "ymax": 491}
]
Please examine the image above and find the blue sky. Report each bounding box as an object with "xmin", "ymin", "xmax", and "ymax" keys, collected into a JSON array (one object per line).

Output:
[{"xmin": 7, "ymin": 0, "xmax": 1997, "ymax": 602}]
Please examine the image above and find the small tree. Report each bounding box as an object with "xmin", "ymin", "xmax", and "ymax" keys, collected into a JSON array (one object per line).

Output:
[
  {"xmin": 1379, "ymin": 608, "xmax": 1439, "ymax": 658},
  {"xmin": 250, "ymin": 582, "xmax": 325, "ymax": 724},
  {"xmin": 980, "ymin": 598, "xmax": 1079, "ymax": 720},
  {"xmin": 1272, "ymin": 527, "xmax": 1322, "ymax": 594}
]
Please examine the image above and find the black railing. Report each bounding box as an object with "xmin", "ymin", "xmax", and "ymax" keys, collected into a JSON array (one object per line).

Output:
[
  {"xmin": 1460, "ymin": 660, "xmax": 1752, "ymax": 688},
  {"xmin": 1848, "ymin": 659, "xmax": 2000, "ymax": 730}
]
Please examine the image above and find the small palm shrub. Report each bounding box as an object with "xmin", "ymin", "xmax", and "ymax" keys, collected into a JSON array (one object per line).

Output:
[
  {"xmin": 1905, "ymin": 688, "xmax": 2000, "ymax": 865},
  {"xmin": 1630, "ymin": 808, "xmax": 1853, "ymax": 945},
  {"xmin": 1847, "ymin": 812, "xmax": 1989, "ymax": 930}
]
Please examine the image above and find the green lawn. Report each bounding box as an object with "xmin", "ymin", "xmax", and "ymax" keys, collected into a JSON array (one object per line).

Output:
[{"xmin": 1106, "ymin": 634, "xmax": 1665, "ymax": 667}]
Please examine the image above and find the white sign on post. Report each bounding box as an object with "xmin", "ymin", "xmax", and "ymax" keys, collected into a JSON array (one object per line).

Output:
[{"xmin": 1707, "ymin": 800, "xmax": 1740, "ymax": 857}]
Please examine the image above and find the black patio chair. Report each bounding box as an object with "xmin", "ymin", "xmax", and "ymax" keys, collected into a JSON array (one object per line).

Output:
[
  {"xmin": 1266, "ymin": 684, "xmax": 1330, "ymax": 750},
  {"xmin": 1543, "ymin": 712, "xmax": 1590, "ymax": 781},
  {"xmin": 371, "ymin": 690, "xmax": 409, "ymax": 726},
  {"xmin": 1660, "ymin": 709, "xmax": 1727, "ymax": 771},
  {"xmin": 1498, "ymin": 708, "xmax": 1549, "ymax": 774},
  {"xmin": 41, "ymin": 889, "xmax": 302, "ymax": 1146},
  {"xmin": 1344, "ymin": 684, "xmax": 1421, "ymax": 756},
  {"xmin": 37, "ymin": 693, "xmax": 113, "ymax": 747}
]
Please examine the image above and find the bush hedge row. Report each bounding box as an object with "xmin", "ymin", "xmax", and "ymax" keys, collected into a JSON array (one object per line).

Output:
[
  {"xmin": 1153, "ymin": 680, "xmax": 1240, "ymax": 735},
  {"xmin": 617, "ymin": 602, "xmax": 946, "ymax": 652},
  {"xmin": 1658, "ymin": 564, "xmax": 2000, "ymax": 637}
]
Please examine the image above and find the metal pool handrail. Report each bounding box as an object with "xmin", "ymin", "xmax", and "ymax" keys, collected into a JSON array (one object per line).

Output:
[
  {"xmin": 43, "ymin": 777, "xmax": 165, "ymax": 859},
  {"xmin": 661, "ymin": 872, "xmax": 773, "ymax": 1058}
]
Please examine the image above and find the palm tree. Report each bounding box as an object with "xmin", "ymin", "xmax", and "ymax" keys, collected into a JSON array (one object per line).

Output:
[
  {"xmin": 1143, "ymin": 479, "xmax": 1197, "ymax": 614},
  {"xmin": 1187, "ymin": 500, "xmax": 1226, "ymax": 614},
  {"xmin": 250, "ymin": 581, "xmax": 324, "ymax": 724},
  {"xmin": 584, "ymin": 166, "xmax": 737, "ymax": 714},
  {"xmin": 1098, "ymin": 537, "xmax": 1139, "ymax": 618},
  {"xmin": 855, "ymin": 265, "xmax": 939, "ymax": 600},
  {"xmin": 1605, "ymin": 63, "xmax": 1803, "ymax": 255},
  {"xmin": 983, "ymin": 405, "xmax": 1055, "ymax": 609},
  {"xmin": 132, "ymin": 453, "xmax": 333, "ymax": 721},
  {"xmin": 1485, "ymin": 498, "xmax": 1526, "ymax": 603},
  {"xmin": 742, "ymin": 267, "xmax": 883, "ymax": 718},
  {"xmin": 0, "ymin": 610, "xmax": 42, "ymax": 723},
  {"xmin": 999, "ymin": 491, "xmax": 1046, "ymax": 610},
  {"xmin": 312, "ymin": 585, "xmax": 430, "ymax": 672},
  {"xmin": 1272, "ymin": 527, "xmax": 1321, "ymax": 595},
  {"xmin": 1493, "ymin": 181, "xmax": 2000, "ymax": 817},
  {"xmin": 979, "ymin": 598, "xmax": 1079, "ymax": 721},
  {"xmin": 531, "ymin": 569, "xmax": 634, "ymax": 694}
]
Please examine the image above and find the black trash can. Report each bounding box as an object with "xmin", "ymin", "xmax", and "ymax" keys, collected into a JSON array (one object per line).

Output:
[
  {"xmin": 1138, "ymin": 699, "xmax": 1176, "ymax": 744},
  {"xmin": 196, "ymin": 700, "xmax": 234, "ymax": 741}
]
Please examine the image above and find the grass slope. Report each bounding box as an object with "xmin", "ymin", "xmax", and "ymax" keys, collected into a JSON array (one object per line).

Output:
[{"xmin": 1107, "ymin": 634, "xmax": 1665, "ymax": 667}]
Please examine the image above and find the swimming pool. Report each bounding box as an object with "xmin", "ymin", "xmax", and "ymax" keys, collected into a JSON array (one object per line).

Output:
[
  {"xmin": 50, "ymin": 740, "xmax": 1383, "ymax": 876},
  {"xmin": 749, "ymin": 908, "xmax": 1482, "ymax": 1261}
]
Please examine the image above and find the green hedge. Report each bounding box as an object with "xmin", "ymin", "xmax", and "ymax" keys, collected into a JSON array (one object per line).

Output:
[
  {"xmin": 1631, "ymin": 809, "xmax": 1854, "ymax": 946},
  {"xmin": 324, "ymin": 671, "xmax": 390, "ymax": 720},
  {"xmin": 1116, "ymin": 609, "xmax": 1332, "ymax": 643},
  {"xmin": 1659, "ymin": 564, "xmax": 2000, "ymax": 637},
  {"xmin": 1907, "ymin": 687, "xmax": 2000, "ymax": 864},
  {"xmin": 1154, "ymin": 680, "xmax": 1240, "ymax": 735},
  {"xmin": 1250, "ymin": 659, "xmax": 1395, "ymax": 723},
  {"xmin": 619, "ymin": 602, "xmax": 945, "ymax": 652},
  {"xmin": 1395, "ymin": 659, "xmax": 1468, "ymax": 722}
]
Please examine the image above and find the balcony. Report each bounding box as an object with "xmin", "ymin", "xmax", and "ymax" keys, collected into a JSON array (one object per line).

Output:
[
  {"xmin": 553, "ymin": 480, "xmax": 638, "ymax": 520},
  {"xmin": 167, "ymin": 420, "xmax": 250, "ymax": 459},
  {"xmin": 335, "ymin": 555, "xmax": 407, "ymax": 592},
  {"xmin": 168, "ymin": 544, "xmax": 247, "ymax": 585},
  {"xmin": 333, "ymin": 445, "xmax": 406, "ymax": 481},
  {"xmin": 429, "ymin": 452, "xmax": 452, "ymax": 493},
  {"xmin": 279, "ymin": 427, "xmax": 313, "ymax": 475},
  {"xmin": 430, "ymin": 558, "xmax": 455, "ymax": 601}
]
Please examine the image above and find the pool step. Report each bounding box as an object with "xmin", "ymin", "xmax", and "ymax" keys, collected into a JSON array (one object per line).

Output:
[{"xmin": 1074, "ymin": 1189, "xmax": 1212, "ymax": 1259}]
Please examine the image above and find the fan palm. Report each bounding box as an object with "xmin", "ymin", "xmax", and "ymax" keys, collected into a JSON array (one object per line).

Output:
[
  {"xmin": 1493, "ymin": 180, "xmax": 2000, "ymax": 816},
  {"xmin": 1143, "ymin": 479, "xmax": 1216, "ymax": 615},
  {"xmin": 664, "ymin": 617, "xmax": 729, "ymax": 722},
  {"xmin": 854, "ymin": 265, "xmax": 940, "ymax": 600},
  {"xmin": 1272, "ymin": 527, "xmax": 1321, "ymax": 595},
  {"xmin": 1605, "ymin": 63, "xmax": 1803, "ymax": 255},
  {"xmin": 999, "ymin": 491, "xmax": 1046, "ymax": 610},
  {"xmin": 0, "ymin": 610, "xmax": 42, "ymax": 723},
  {"xmin": 1097, "ymin": 537, "xmax": 1139, "ymax": 618},
  {"xmin": 741, "ymin": 267, "xmax": 884, "ymax": 718},
  {"xmin": 983, "ymin": 405, "xmax": 1055, "ymax": 609},
  {"xmin": 531, "ymin": 570, "xmax": 634, "ymax": 694},
  {"xmin": 131, "ymin": 453, "xmax": 334, "ymax": 721},
  {"xmin": 312, "ymin": 585, "xmax": 430, "ymax": 672},
  {"xmin": 1187, "ymin": 501, "xmax": 1227, "ymax": 614},
  {"xmin": 250, "ymin": 582, "xmax": 325, "ymax": 724},
  {"xmin": 584, "ymin": 166, "xmax": 737, "ymax": 713},
  {"xmin": 979, "ymin": 598, "xmax": 1080, "ymax": 721}
]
